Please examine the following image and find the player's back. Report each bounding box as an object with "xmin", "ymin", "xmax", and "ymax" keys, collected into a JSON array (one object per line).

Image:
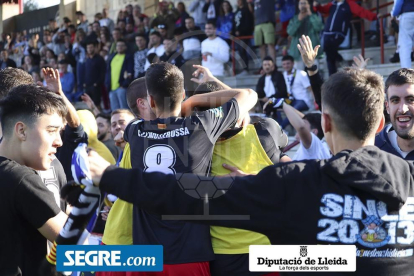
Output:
[{"xmin": 124, "ymin": 99, "xmax": 239, "ymax": 265}]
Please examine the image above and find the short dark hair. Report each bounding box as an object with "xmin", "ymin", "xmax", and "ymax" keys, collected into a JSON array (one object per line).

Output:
[
  {"xmin": 0, "ymin": 68, "xmax": 33, "ymax": 99},
  {"xmin": 303, "ymin": 113, "xmax": 324, "ymax": 139},
  {"xmin": 385, "ymin": 68, "xmax": 414, "ymax": 97},
  {"xmin": 150, "ymin": 31, "xmax": 161, "ymax": 38},
  {"xmin": 68, "ymin": 24, "xmax": 76, "ymax": 29},
  {"xmin": 263, "ymin": 56, "xmax": 274, "ymax": 63},
  {"xmin": 193, "ymin": 81, "xmax": 226, "ymax": 111},
  {"xmin": 186, "ymin": 16, "xmax": 195, "ymax": 22},
  {"xmin": 58, "ymin": 59, "xmax": 69, "ymax": 65},
  {"xmin": 113, "ymin": 27, "xmax": 121, "ymax": 33},
  {"xmin": 116, "ymin": 39, "xmax": 126, "ymax": 45},
  {"xmin": 146, "ymin": 62, "xmax": 184, "ymax": 111},
  {"xmin": 322, "ymin": 68, "xmax": 384, "ymax": 141},
  {"xmin": 135, "ymin": 33, "xmax": 147, "ymax": 40},
  {"xmin": 282, "ymin": 55, "xmax": 294, "ymax": 62},
  {"xmin": 206, "ymin": 20, "xmax": 216, "ymax": 28},
  {"xmin": 127, "ymin": 77, "xmax": 148, "ymax": 116},
  {"xmin": 0, "ymin": 85, "xmax": 68, "ymax": 137},
  {"xmin": 96, "ymin": 113, "xmax": 110, "ymax": 123},
  {"xmin": 86, "ymin": 39, "xmax": 99, "ymax": 47}
]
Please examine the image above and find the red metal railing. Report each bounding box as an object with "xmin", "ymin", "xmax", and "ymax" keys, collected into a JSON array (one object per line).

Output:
[
  {"xmin": 379, "ymin": 13, "xmax": 391, "ymax": 64},
  {"xmin": 230, "ymin": 1, "xmax": 394, "ymax": 75}
]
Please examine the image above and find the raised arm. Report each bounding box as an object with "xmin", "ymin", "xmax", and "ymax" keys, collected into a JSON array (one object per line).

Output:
[
  {"xmin": 43, "ymin": 68, "xmax": 81, "ymax": 128},
  {"xmin": 282, "ymin": 102, "xmax": 312, "ymax": 148}
]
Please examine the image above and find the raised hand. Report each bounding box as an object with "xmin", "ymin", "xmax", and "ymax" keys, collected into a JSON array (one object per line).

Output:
[
  {"xmin": 191, "ymin": 64, "xmax": 215, "ymax": 84},
  {"xmin": 352, "ymin": 54, "xmax": 370, "ymax": 70},
  {"xmin": 42, "ymin": 67, "xmax": 63, "ymax": 95},
  {"xmin": 297, "ymin": 35, "xmax": 320, "ymax": 68}
]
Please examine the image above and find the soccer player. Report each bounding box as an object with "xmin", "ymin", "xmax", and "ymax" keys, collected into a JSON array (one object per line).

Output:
[
  {"xmin": 192, "ymin": 67, "xmax": 289, "ymax": 276},
  {"xmin": 91, "ymin": 67, "xmax": 414, "ymax": 275},
  {"xmin": 0, "ymin": 85, "xmax": 68, "ymax": 275},
  {"xmin": 120, "ymin": 62, "xmax": 257, "ymax": 274}
]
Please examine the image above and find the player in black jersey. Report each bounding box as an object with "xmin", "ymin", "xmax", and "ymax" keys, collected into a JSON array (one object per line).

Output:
[
  {"xmin": 192, "ymin": 67, "xmax": 289, "ymax": 276},
  {"xmin": 122, "ymin": 62, "xmax": 257, "ymax": 275}
]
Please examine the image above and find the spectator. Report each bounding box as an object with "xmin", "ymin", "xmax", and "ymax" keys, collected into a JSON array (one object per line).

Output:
[
  {"xmin": 233, "ymin": 0, "xmax": 254, "ymax": 73},
  {"xmin": 189, "ymin": 0, "xmax": 208, "ymax": 30},
  {"xmin": 176, "ymin": 2, "xmax": 190, "ymax": 29},
  {"xmin": 315, "ymin": 0, "xmax": 378, "ymax": 75},
  {"xmin": 276, "ymin": 0, "xmax": 296, "ymax": 52},
  {"xmin": 85, "ymin": 40, "xmax": 107, "ymax": 107},
  {"xmin": 117, "ymin": 20, "xmax": 127, "ymax": 36},
  {"xmin": 92, "ymin": 21, "xmax": 101, "ymax": 38},
  {"xmin": 134, "ymin": 34, "xmax": 149, "ymax": 78},
  {"xmin": 76, "ymin": 11, "xmax": 89, "ymax": 32},
  {"xmin": 96, "ymin": 113, "xmax": 120, "ymax": 160},
  {"xmin": 105, "ymin": 39, "xmax": 134, "ymax": 111},
  {"xmin": 254, "ymin": 0, "xmax": 276, "ymax": 61},
  {"xmin": 376, "ymin": 68, "xmax": 414, "ymax": 160},
  {"xmin": 392, "ymin": 0, "xmax": 414, "ymax": 68},
  {"xmin": 23, "ymin": 55, "xmax": 39, "ymax": 73},
  {"xmin": 110, "ymin": 109, "xmax": 136, "ymax": 151},
  {"xmin": 100, "ymin": 30, "xmax": 112, "ymax": 51},
  {"xmin": 182, "ymin": 17, "xmax": 205, "ymax": 60},
  {"xmin": 201, "ymin": 20, "xmax": 230, "ymax": 76},
  {"xmin": 125, "ymin": 22, "xmax": 136, "ymax": 43},
  {"xmin": 282, "ymin": 103, "xmax": 331, "ymax": 160},
  {"xmin": 256, "ymin": 56, "xmax": 287, "ymax": 106},
  {"xmin": 99, "ymin": 9, "xmax": 116, "ymax": 34},
  {"xmin": 151, "ymin": 2, "xmax": 180, "ymax": 38},
  {"xmin": 281, "ymin": 55, "xmax": 313, "ymax": 114},
  {"xmin": 49, "ymin": 18, "xmax": 59, "ymax": 33},
  {"xmin": 109, "ymin": 28, "xmax": 123, "ymax": 55},
  {"xmin": 203, "ymin": 0, "xmax": 223, "ymax": 22},
  {"xmin": 160, "ymin": 37, "xmax": 185, "ymax": 68},
  {"xmin": 0, "ymin": 50, "xmax": 16, "ymax": 69},
  {"xmin": 144, "ymin": 31, "xmax": 165, "ymax": 71},
  {"xmin": 216, "ymin": 1, "xmax": 234, "ymax": 41},
  {"xmin": 68, "ymin": 24, "xmax": 77, "ymax": 44},
  {"xmin": 287, "ymin": 0, "xmax": 324, "ymax": 69},
  {"xmin": 132, "ymin": 5, "xmax": 148, "ymax": 27},
  {"xmin": 73, "ymin": 29, "xmax": 87, "ymax": 93},
  {"xmin": 124, "ymin": 4, "xmax": 135, "ymax": 26},
  {"xmin": 58, "ymin": 59, "xmax": 75, "ymax": 100},
  {"xmin": 51, "ymin": 31, "xmax": 66, "ymax": 56},
  {"xmin": 157, "ymin": 24, "xmax": 169, "ymax": 40}
]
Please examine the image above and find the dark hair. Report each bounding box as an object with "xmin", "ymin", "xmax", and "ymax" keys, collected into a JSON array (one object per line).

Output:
[
  {"xmin": 58, "ymin": 59, "xmax": 69, "ymax": 65},
  {"xmin": 186, "ymin": 16, "xmax": 195, "ymax": 22},
  {"xmin": 282, "ymin": 55, "xmax": 294, "ymax": 62},
  {"xmin": 150, "ymin": 31, "xmax": 162, "ymax": 38},
  {"xmin": 0, "ymin": 68, "xmax": 33, "ymax": 100},
  {"xmin": 68, "ymin": 24, "xmax": 76, "ymax": 29},
  {"xmin": 303, "ymin": 113, "xmax": 324, "ymax": 139},
  {"xmin": 116, "ymin": 39, "xmax": 126, "ymax": 45},
  {"xmin": 113, "ymin": 27, "xmax": 121, "ymax": 33},
  {"xmin": 135, "ymin": 33, "xmax": 147, "ymax": 40},
  {"xmin": 385, "ymin": 68, "xmax": 414, "ymax": 97},
  {"xmin": 193, "ymin": 81, "xmax": 226, "ymax": 111},
  {"xmin": 146, "ymin": 62, "xmax": 184, "ymax": 111},
  {"xmin": 96, "ymin": 112, "xmax": 110, "ymax": 122},
  {"xmin": 147, "ymin": 53, "xmax": 158, "ymax": 63},
  {"xmin": 86, "ymin": 39, "xmax": 99, "ymax": 46},
  {"xmin": 220, "ymin": 1, "xmax": 233, "ymax": 17},
  {"xmin": 263, "ymin": 56, "xmax": 274, "ymax": 63},
  {"xmin": 206, "ymin": 20, "xmax": 216, "ymax": 28},
  {"xmin": 76, "ymin": 11, "xmax": 84, "ymax": 16},
  {"xmin": 321, "ymin": 68, "xmax": 384, "ymax": 141},
  {"xmin": 0, "ymin": 85, "xmax": 68, "ymax": 137},
  {"xmin": 127, "ymin": 77, "xmax": 148, "ymax": 116}
]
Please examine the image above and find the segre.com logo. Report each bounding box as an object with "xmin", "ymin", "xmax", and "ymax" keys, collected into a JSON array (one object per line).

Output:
[{"xmin": 56, "ymin": 245, "xmax": 163, "ymax": 272}]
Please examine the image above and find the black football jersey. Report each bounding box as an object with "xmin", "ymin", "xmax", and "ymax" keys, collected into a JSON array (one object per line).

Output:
[{"xmin": 124, "ymin": 99, "xmax": 239, "ymax": 264}]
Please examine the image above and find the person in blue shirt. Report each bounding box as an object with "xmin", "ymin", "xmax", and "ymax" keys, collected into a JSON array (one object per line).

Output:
[
  {"xmin": 216, "ymin": 1, "xmax": 234, "ymax": 42},
  {"xmin": 58, "ymin": 59, "xmax": 75, "ymax": 101}
]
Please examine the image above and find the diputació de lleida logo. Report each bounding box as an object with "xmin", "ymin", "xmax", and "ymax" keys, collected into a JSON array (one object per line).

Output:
[{"xmin": 356, "ymin": 215, "xmax": 391, "ymax": 248}]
